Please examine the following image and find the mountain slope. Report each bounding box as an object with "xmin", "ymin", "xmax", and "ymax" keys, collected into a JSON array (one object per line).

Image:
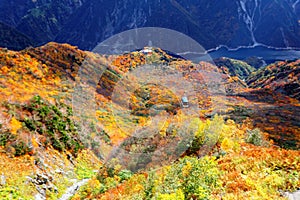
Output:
[
  {"xmin": 0, "ymin": 43, "xmax": 300, "ymax": 199},
  {"xmin": 247, "ymin": 59, "xmax": 300, "ymax": 100},
  {"xmin": 0, "ymin": 44, "xmax": 102, "ymax": 199},
  {"xmin": 0, "ymin": 0, "xmax": 86, "ymax": 49},
  {"xmin": 41, "ymin": 0, "xmax": 300, "ymax": 49},
  {"xmin": 0, "ymin": 22, "xmax": 33, "ymax": 50},
  {"xmin": 0, "ymin": 0, "xmax": 299, "ymax": 50},
  {"xmin": 55, "ymin": 0, "xmax": 248, "ymax": 50},
  {"xmin": 56, "ymin": 0, "xmax": 300, "ymax": 50},
  {"xmin": 214, "ymin": 57, "xmax": 256, "ymax": 80}
]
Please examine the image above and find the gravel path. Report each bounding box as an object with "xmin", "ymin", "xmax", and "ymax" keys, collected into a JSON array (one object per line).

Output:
[
  {"xmin": 58, "ymin": 179, "xmax": 89, "ymax": 200},
  {"xmin": 285, "ymin": 190, "xmax": 300, "ymax": 200}
]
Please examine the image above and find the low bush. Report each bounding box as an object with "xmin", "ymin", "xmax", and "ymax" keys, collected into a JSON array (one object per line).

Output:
[
  {"xmin": 1, "ymin": 95, "xmax": 83, "ymax": 156},
  {"xmin": 245, "ymin": 128, "xmax": 264, "ymax": 146}
]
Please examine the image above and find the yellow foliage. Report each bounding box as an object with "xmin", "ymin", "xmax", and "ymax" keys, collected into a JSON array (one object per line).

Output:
[
  {"xmin": 159, "ymin": 120, "xmax": 169, "ymax": 137},
  {"xmin": 31, "ymin": 137, "xmax": 39, "ymax": 148},
  {"xmin": 133, "ymin": 184, "xmax": 144, "ymax": 192},
  {"xmin": 86, "ymin": 178, "xmax": 103, "ymax": 193},
  {"xmin": 0, "ymin": 66, "xmax": 9, "ymax": 74},
  {"xmin": 264, "ymin": 172, "xmax": 285, "ymax": 187},
  {"xmin": 221, "ymin": 137, "xmax": 234, "ymax": 151},
  {"xmin": 10, "ymin": 117, "xmax": 22, "ymax": 135},
  {"xmin": 182, "ymin": 161, "xmax": 192, "ymax": 177},
  {"xmin": 157, "ymin": 189, "xmax": 185, "ymax": 200}
]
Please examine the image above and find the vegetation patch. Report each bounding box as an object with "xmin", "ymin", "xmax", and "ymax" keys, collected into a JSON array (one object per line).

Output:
[{"xmin": 1, "ymin": 95, "xmax": 83, "ymax": 156}]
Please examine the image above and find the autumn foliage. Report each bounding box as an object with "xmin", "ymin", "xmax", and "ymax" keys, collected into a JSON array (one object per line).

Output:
[{"xmin": 0, "ymin": 43, "xmax": 299, "ymax": 199}]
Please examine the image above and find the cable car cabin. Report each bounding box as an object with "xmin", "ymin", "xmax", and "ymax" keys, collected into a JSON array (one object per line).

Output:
[{"xmin": 181, "ymin": 96, "xmax": 189, "ymax": 108}]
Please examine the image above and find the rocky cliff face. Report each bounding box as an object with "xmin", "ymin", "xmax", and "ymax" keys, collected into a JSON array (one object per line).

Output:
[{"xmin": 0, "ymin": 0, "xmax": 300, "ymax": 50}]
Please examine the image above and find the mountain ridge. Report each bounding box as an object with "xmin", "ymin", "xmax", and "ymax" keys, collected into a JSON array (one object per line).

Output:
[
  {"xmin": 1, "ymin": 0, "xmax": 300, "ymax": 51},
  {"xmin": 0, "ymin": 42, "xmax": 299, "ymax": 199}
]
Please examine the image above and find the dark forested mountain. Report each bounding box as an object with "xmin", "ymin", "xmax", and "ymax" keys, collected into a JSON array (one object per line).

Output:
[
  {"xmin": 0, "ymin": 0, "xmax": 85, "ymax": 48},
  {"xmin": 0, "ymin": 22, "xmax": 33, "ymax": 50},
  {"xmin": 1, "ymin": 0, "xmax": 300, "ymax": 50}
]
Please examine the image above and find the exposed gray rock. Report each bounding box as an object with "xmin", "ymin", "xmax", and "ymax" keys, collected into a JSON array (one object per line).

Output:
[
  {"xmin": 35, "ymin": 186, "xmax": 46, "ymax": 199},
  {"xmin": 34, "ymin": 192, "xmax": 46, "ymax": 200},
  {"xmin": 0, "ymin": 173, "xmax": 6, "ymax": 186},
  {"xmin": 58, "ymin": 179, "xmax": 89, "ymax": 200},
  {"xmin": 285, "ymin": 190, "xmax": 300, "ymax": 200}
]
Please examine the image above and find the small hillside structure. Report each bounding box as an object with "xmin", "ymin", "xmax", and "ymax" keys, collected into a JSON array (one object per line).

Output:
[
  {"xmin": 140, "ymin": 47, "xmax": 153, "ymax": 55},
  {"xmin": 181, "ymin": 96, "xmax": 189, "ymax": 108}
]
